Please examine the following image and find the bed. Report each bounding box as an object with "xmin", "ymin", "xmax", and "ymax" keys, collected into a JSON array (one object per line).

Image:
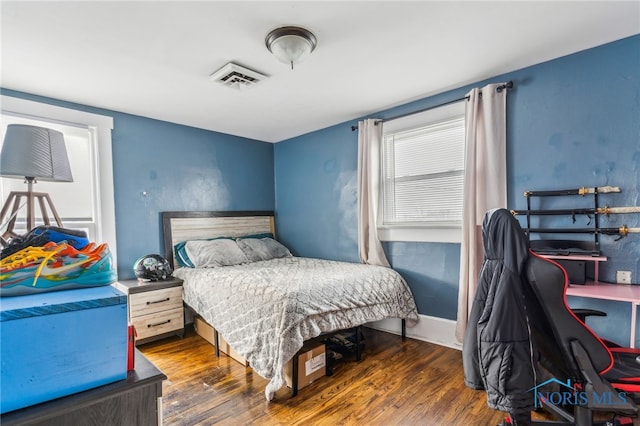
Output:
[{"xmin": 161, "ymin": 210, "xmax": 419, "ymax": 400}]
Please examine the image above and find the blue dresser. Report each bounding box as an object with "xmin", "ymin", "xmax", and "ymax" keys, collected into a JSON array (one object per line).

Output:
[{"xmin": 0, "ymin": 286, "xmax": 128, "ymax": 414}]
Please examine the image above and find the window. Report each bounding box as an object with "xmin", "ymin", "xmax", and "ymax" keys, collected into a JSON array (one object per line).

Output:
[
  {"xmin": 0, "ymin": 95, "xmax": 117, "ymax": 263},
  {"xmin": 0, "ymin": 116, "xmax": 95, "ymax": 235},
  {"xmin": 379, "ymin": 101, "xmax": 465, "ymax": 243}
]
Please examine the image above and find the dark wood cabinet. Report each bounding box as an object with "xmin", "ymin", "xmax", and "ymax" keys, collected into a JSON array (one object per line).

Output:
[{"xmin": 0, "ymin": 351, "xmax": 166, "ymax": 426}]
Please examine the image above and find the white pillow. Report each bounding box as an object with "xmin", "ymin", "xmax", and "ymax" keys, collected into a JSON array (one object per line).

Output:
[
  {"xmin": 236, "ymin": 237, "xmax": 292, "ymax": 262},
  {"xmin": 185, "ymin": 239, "xmax": 248, "ymax": 268}
]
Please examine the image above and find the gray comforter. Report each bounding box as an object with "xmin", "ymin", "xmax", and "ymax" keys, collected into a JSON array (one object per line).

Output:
[{"xmin": 174, "ymin": 256, "xmax": 419, "ymax": 400}]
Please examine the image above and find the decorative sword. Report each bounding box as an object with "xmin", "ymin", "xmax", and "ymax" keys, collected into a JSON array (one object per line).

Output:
[
  {"xmin": 524, "ymin": 186, "xmax": 621, "ymax": 197},
  {"xmin": 511, "ymin": 206, "xmax": 640, "ymax": 217},
  {"xmin": 525, "ymin": 226, "xmax": 640, "ymax": 239}
]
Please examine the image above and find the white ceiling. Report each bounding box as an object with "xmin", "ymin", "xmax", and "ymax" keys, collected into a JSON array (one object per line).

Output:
[{"xmin": 1, "ymin": 1, "xmax": 639, "ymax": 143}]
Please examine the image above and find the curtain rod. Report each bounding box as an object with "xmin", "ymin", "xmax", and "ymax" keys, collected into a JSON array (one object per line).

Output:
[{"xmin": 350, "ymin": 81, "xmax": 513, "ymax": 131}]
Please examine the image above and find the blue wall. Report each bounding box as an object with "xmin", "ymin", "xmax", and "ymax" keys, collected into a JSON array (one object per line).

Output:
[
  {"xmin": 1, "ymin": 89, "xmax": 275, "ymax": 280},
  {"xmin": 274, "ymin": 35, "xmax": 640, "ymax": 329},
  {"xmin": 274, "ymin": 124, "xmax": 359, "ymax": 263}
]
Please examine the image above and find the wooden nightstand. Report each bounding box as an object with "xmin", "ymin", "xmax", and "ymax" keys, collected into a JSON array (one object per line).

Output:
[{"xmin": 112, "ymin": 278, "xmax": 184, "ymax": 345}]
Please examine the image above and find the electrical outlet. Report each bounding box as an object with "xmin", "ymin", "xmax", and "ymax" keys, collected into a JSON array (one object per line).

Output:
[{"xmin": 617, "ymin": 270, "xmax": 632, "ymax": 284}]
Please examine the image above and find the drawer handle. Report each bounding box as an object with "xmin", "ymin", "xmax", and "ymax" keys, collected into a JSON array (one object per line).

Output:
[
  {"xmin": 147, "ymin": 297, "xmax": 170, "ymax": 305},
  {"xmin": 148, "ymin": 319, "xmax": 171, "ymax": 328}
]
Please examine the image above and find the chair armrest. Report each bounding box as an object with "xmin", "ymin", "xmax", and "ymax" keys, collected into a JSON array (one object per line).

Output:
[{"xmin": 572, "ymin": 308, "xmax": 606, "ymax": 323}]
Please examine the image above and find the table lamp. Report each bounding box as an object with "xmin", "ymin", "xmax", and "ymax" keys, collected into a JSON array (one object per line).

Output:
[{"xmin": 0, "ymin": 124, "xmax": 73, "ymax": 244}]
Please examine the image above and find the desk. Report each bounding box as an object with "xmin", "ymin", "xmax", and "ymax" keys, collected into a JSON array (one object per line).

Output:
[{"xmin": 567, "ymin": 282, "xmax": 640, "ymax": 348}]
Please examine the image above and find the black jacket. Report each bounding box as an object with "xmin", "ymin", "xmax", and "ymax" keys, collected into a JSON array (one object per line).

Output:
[{"xmin": 462, "ymin": 208, "xmax": 536, "ymax": 415}]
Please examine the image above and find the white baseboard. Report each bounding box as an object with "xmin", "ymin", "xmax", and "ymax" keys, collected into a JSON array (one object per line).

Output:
[{"xmin": 367, "ymin": 314, "xmax": 462, "ymax": 351}]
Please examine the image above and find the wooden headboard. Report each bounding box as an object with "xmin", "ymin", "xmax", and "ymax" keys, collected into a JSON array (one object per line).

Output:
[{"xmin": 161, "ymin": 211, "xmax": 275, "ymax": 268}]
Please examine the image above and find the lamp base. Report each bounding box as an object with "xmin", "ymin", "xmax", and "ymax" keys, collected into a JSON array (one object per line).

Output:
[{"xmin": 0, "ymin": 190, "xmax": 64, "ymax": 246}]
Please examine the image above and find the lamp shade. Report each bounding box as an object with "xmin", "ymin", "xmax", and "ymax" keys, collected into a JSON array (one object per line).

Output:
[
  {"xmin": 265, "ymin": 26, "xmax": 317, "ymax": 69},
  {"xmin": 0, "ymin": 124, "xmax": 73, "ymax": 182}
]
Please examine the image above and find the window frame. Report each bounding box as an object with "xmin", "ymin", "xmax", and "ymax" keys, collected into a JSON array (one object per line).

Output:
[
  {"xmin": 1, "ymin": 95, "xmax": 118, "ymax": 264},
  {"xmin": 378, "ymin": 100, "xmax": 465, "ymax": 244}
]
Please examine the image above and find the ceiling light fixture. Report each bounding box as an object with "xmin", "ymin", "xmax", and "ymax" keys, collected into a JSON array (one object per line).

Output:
[{"xmin": 265, "ymin": 26, "xmax": 317, "ymax": 70}]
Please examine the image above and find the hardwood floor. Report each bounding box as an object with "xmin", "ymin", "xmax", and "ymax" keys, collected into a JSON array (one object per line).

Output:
[{"xmin": 139, "ymin": 327, "xmax": 511, "ymax": 425}]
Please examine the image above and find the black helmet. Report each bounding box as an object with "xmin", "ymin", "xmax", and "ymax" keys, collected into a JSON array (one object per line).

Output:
[{"xmin": 133, "ymin": 254, "xmax": 173, "ymax": 281}]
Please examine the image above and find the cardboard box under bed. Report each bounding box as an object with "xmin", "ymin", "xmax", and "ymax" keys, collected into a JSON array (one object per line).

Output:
[
  {"xmin": 0, "ymin": 286, "xmax": 128, "ymax": 414},
  {"xmin": 193, "ymin": 315, "xmax": 326, "ymax": 390},
  {"xmin": 194, "ymin": 315, "xmax": 248, "ymax": 365}
]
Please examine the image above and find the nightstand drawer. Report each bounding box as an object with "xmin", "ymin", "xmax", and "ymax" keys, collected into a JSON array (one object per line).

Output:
[
  {"xmin": 133, "ymin": 307, "xmax": 184, "ymax": 341},
  {"xmin": 130, "ymin": 287, "xmax": 182, "ymax": 318}
]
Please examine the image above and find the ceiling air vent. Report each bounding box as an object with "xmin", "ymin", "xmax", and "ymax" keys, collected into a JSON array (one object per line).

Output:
[{"xmin": 209, "ymin": 62, "xmax": 266, "ymax": 90}]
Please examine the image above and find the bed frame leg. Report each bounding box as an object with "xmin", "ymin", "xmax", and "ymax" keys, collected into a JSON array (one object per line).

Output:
[
  {"xmin": 355, "ymin": 326, "xmax": 362, "ymax": 362},
  {"xmin": 401, "ymin": 319, "xmax": 406, "ymax": 340},
  {"xmin": 292, "ymin": 352, "xmax": 299, "ymax": 397},
  {"xmin": 214, "ymin": 330, "xmax": 220, "ymax": 357}
]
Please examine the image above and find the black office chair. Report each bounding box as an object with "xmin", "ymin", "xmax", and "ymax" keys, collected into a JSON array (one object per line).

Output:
[
  {"xmin": 464, "ymin": 208, "xmax": 640, "ymax": 426},
  {"xmin": 517, "ymin": 248, "xmax": 640, "ymax": 425}
]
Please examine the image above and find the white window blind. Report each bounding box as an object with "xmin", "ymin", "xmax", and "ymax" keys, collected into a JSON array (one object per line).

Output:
[{"xmin": 379, "ymin": 100, "xmax": 465, "ymax": 242}]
